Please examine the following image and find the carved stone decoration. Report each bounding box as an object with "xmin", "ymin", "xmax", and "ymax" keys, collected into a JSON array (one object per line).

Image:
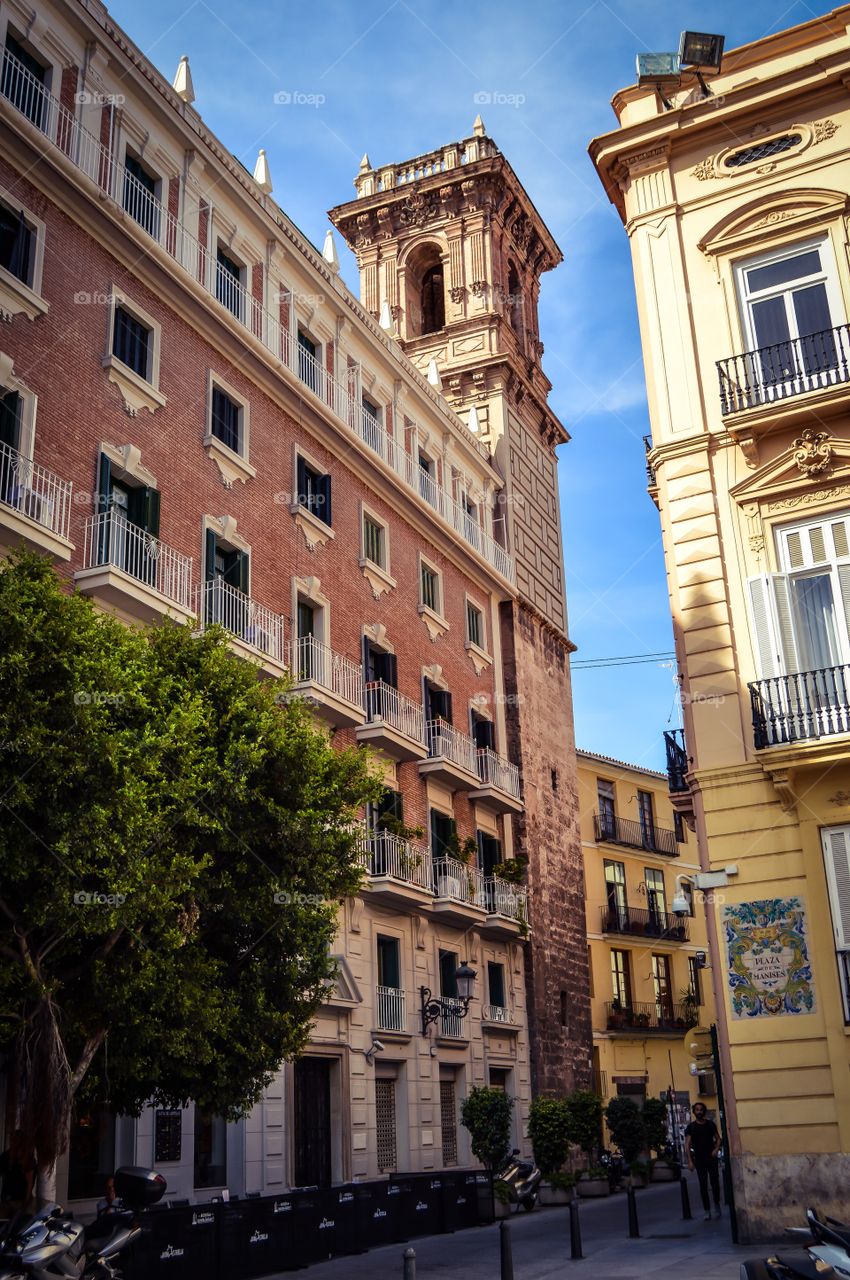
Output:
[
  {"xmin": 398, "ymin": 190, "xmax": 439, "ymax": 227},
  {"xmin": 793, "ymin": 429, "xmax": 833, "ymax": 479},
  {"xmin": 829, "ymin": 790, "xmax": 850, "ymax": 806},
  {"xmin": 692, "ymin": 157, "xmax": 719, "ymax": 181},
  {"xmin": 751, "ymin": 210, "xmax": 796, "ymax": 231},
  {"xmin": 814, "ymin": 119, "xmax": 839, "ymax": 144},
  {"xmin": 738, "ymin": 432, "xmax": 760, "ymax": 470},
  {"xmin": 766, "ymin": 483, "xmax": 850, "ymax": 514},
  {"xmin": 512, "ymin": 215, "xmax": 532, "ymax": 252},
  {"xmin": 744, "ymin": 503, "xmax": 764, "ymax": 556},
  {"xmin": 449, "ymin": 286, "xmax": 466, "ymax": 303},
  {"xmin": 469, "ymin": 280, "xmax": 487, "ymax": 296}
]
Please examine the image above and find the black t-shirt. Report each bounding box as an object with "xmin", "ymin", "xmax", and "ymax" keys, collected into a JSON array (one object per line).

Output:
[{"xmin": 685, "ymin": 1119, "xmax": 719, "ymax": 1161}]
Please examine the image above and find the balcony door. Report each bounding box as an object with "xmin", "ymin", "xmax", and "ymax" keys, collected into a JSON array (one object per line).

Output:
[
  {"xmin": 651, "ymin": 953, "xmax": 673, "ymax": 1024},
  {"xmin": 604, "ymin": 860, "xmax": 627, "ymax": 927},
  {"xmin": 293, "ymin": 1058, "xmax": 332, "ymax": 1188},
  {"xmin": 738, "ymin": 240, "xmax": 841, "ymax": 388},
  {"xmin": 98, "ymin": 454, "xmax": 160, "ymax": 584},
  {"xmin": 597, "ymin": 778, "xmax": 616, "ymax": 840},
  {"xmin": 644, "ymin": 867, "xmax": 666, "ymax": 932},
  {"xmin": 637, "ymin": 790, "xmax": 655, "ymax": 850}
]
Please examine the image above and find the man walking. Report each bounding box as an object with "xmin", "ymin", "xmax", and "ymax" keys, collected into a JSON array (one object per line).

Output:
[{"xmin": 685, "ymin": 1102, "xmax": 722, "ymax": 1220}]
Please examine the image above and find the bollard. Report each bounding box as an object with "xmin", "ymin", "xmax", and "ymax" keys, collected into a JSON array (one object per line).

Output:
[
  {"xmin": 627, "ymin": 1183, "xmax": 640, "ymax": 1239},
  {"xmin": 403, "ymin": 1246, "xmax": 416, "ymax": 1280},
  {"xmin": 569, "ymin": 1195, "xmax": 584, "ymax": 1260},
  {"xmin": 500, "ymin": 1219, "xmax": 515, "ymax": 1280},
  {"xmin": 680, "ymin": 1173, "xmax": 692, "ymax": 1222}
]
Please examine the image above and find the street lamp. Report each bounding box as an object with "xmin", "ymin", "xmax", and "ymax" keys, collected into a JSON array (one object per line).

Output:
[{"xmin": 420, "ymin": 961, "xmax": 477, "ymax": 1034}]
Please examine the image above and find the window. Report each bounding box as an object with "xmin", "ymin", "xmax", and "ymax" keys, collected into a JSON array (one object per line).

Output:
[
  {"xmin": 376, "ymin": 935, "xmax": 401, "ymax": 989},
  {"xmin": 420, "ymin": 561, "xmax": 440, "ymax": 614},
  {"xmin": 296, "ymin": 455, "xmax": 332, "ymax": 527},
  {"xmin": 470, "ymin": 709, "xmax": 495, "ymax": 751},
  {"xmin": 507, "ymin": 262, "xmax": 524, "ymax": 341},
  {"xmin": 461, "ymin": 493, "xmax": 480, "ymax": 549},
  {"xmin": 489, "ymin": 1068, "xmax": 510, "ymax": 1092},
  {"xmin": 604, "ymin": 860, "xmax": 626, "ymax": 921},
  {"xmin": 440, "ymin": 1078, "xmax": 458, "ymax": 1165},
  {"xmin": 688, "ymin": 956, "xmax": 703, "ymax": 1006},
  {"xmin": 215, "ymin": 246, "xmax": 243, "ymax": 319},
  {"xmin": 821, "ymin": 825, "xmax": 850, "ymax": 1021},
  {"xmin": 466, "ymin": 600, "xmax": 484, "ymax": 649},
  {"xmin": 673, "ymin": 811, "xmax": 687, "ymax": 844},
  {"xmin": 363, "ymin": 513, "xmax": 385, "ymax": 568},
  {"xmin": 737, "ymin": 240, "xmax": 840, "ymax": 379},
  {"xmin": 376, "ymin": 937, "xmax": 404, "ymax": 1032},
  {"xmin": 112, "ymin": 306, "xmax": 151, "ymax": 381},
  {"xmin": 368, "ymin": 787, "xmax": 403, "ymax": 832},
  {"xmin": 430, "ymin": 809, "xmax": 456, "ymax": 860},
  {"xmin": 477, "ymin": 830, "xmax": 501, "ymax": 877},
  {"xmin": 597, "ymin": 778, "xmax": 616, "ymax": 839},
  {"xmin": 298, "ymin": 329, "xmax": 320, "ymax": 394},
  {"xmin": 725, "ymin": 134, "xmax": 802, "ymax": 169},
  {"xmin": 363, "ymin": 640, "xmax": 397, "ymax": 688},
  {"xmin": 2, "ymin": 33, "xmax": 47, "ymax": 128},
  {"xmin": 418, "ymin": 451, "xmax": 437, "ymax": 505},
  {"xmin": 424, "ymin": 682, "xmax": 452, "ymax": 724},
  {"xmin": 644, "ymin": 867, "xmax": 666, "ymax": 924},
  {"xmin": 488, "ymin": 961, "xmax": 506, "ymax": 1010},
  {"xmin": 361, "ymin": 396, "xmax": 381, "ymax": 452},
  {"xmin": 194, "ymin": 1113, "xmax": 227, "ymax": 1188},
  {"xmin": 651, "ymin": 953, "xmax": 673, "ymax": 1020},
  {"xmin": 210, "ymin": 385, "xmax": 244, "ymax": 456},
  {"xmin": 375, "ymin": 1078, "xmax": 397, "ymax": 1174},
  {"xmin": 123, "ymin": 153, "xmax": 159, "ymax": 239},
  {"xmin": 610, "ymin": 949, "xmax": 631, "ymax": 1008},
  {"xmin": 204, "ymin": 529, "xmax": 249, "ymax": 630},
  {"xmin": 0, "ymin": 199, "xmax": 32, "ymax": 285},
  {"xmin": 439, "ymin": 948, "xmax": 458, "ymax": 996},
  {"xmin": 95, "ymin": 452, "xmax": 161, "ymax": 582},
  {"xmin": 421, "ymin": 263, "xmax": 445, "ymax": 334},
  {"xmin": 637, "ymin": 790, "xmax": 655, "ymax": 849}
]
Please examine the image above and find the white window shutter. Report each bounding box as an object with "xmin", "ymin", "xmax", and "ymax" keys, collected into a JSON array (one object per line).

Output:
[
  {"xmin": 822, "ymin": 826, "xmax": 850, "ymax": 950},
  {"xmin": 771, "ymin": 574, "xmax": 800, "ymax": 674},
  {"xmin": 747, "ymin": 575, "xmax": 780, "ymax": 679},
  {"xmin": 836, "ymin": 563, "xmax": 850, "ymax": 642}
]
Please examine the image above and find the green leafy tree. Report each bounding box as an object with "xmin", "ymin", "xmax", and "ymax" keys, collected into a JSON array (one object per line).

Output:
[
  {"xmin": 567, "ymin": 1090, "xmax": 603, "ymax": 1164},
  {"xmin": 460, "ymin": 1086, "xmax": 514, "ymax": 1172},
  {"xmin": 642, "ymin": 1097, "xmax": 668, "ymax": 1157},
  {"xmin": 0, "ymin": 552, "xmax": 383, "ymax": 1199},
  {"xmin": 604, "ymin": 1097, "xmax": 647, "ymax": 1167},
  {"xmin": 528, "ymin": 1096, "xmax": 573, "ymax": 1179}
]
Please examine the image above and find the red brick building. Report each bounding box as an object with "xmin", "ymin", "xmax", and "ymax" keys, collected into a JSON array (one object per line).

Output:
[{"xmin": 0, "ymin": 0, "xmax": 589, "ymax": 1207}]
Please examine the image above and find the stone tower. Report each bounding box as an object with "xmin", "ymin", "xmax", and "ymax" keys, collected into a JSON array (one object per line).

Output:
[{"xmin": 330, "ymin": 119, "xmax": 592, "ymax": 1093}]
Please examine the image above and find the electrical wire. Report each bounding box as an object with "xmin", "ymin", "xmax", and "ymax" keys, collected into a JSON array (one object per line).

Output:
[{"xmin": 571, "ymin": 651, "xmax": 676, "ymax": 669}]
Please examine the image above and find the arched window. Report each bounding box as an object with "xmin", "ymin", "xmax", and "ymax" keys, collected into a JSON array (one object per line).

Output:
[{"xmin": 421, "ymin": 263, "xmax": 445, "ymax": 334}]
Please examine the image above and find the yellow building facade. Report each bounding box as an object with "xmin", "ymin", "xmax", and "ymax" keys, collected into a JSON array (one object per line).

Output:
[
  {"xmin": 591, "ymin": 6, "xmax": 850, "ymax": 1241},
  {"xmin": 578, "ymin": 752, "xmax": 716, "ymax": 1144}
]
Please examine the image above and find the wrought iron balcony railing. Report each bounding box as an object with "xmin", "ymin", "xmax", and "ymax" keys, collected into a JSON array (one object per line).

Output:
[
  {"xmin": 605, "ymin": 1000, "xmax": 698, "ymax": 1033},
  {"xmin": 481, "ymin": 876, "xmax": 528, "ymax": 923},
  {"xmin": 358, "ymin": 829, "xmax": 432, "ymax": 892},
  {"xmin": 593, "ymin": 812, "xmax": 679, "ymax": 857},
  {"xmin": 0, "ymin": 440, "xmax": 73, "ymax": 541},
  {"xmin": 363, "ymin": 680, "xmax": 425, "ymax": 744},
  {"xmin": 482, "ymin": 1004, "xmax": 515, "ymax": 1025},
  {"xmin": 290, "ymin": 635, "xmax": 363, "ymax": 706},
  {"xmin": 83, "ymin": 511, "xmax": 193, "ymax": 608},
  {"xmin": 601, "ymin": 904, "xmax": 689, "ymax": 941},
  {"xmin": 476, "ymin": 748, "xmax": 522, "ymax": 798},
  {"xmin": 664, "ymin": 728, "xmax": 689, "ymax": 793},
  {"xmin": 426, "ymin": 718, "xmax": 478, "ymax": 775},
  {"xmin": 717, "ymin": 323, "xmax": 850, "ymax": 416},
  {"xmin": 376, "ymin": 985, "xmax": 406, "ymax": 1033},
  {"xmin": 198, "ymin": 579, "xmax": 287, "ymax": 665},
  {"xmin": 749, "ymin": 666, "xmax": 850, "ymax": 748},
  {"xmin": 0, "ymin": 48, "xmax": 515, "ymax": 584},
  {"xmin": 432, "ymin": 856, "xmax": 485, "ymax": 906},
  {"xmin": 439, "ymin": 996, "xmax": 467, "ymax": 1039}
]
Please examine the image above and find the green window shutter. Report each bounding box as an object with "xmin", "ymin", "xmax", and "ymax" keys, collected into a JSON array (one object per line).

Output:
[
  {"xmin": 822, "ymin": 826, "xmax": 850, "ymax": 950},
  {"xmin": 320, "ymin": 473, "xmax": 332, "ymax": 527},
  {"xmin": 236, "ymin": 550, "xmax": 250, "ymax": 596},
  {"xmin": 98, "ymin": 453, "xmax": 112, "ymax": 514},
  {"xmin": 146, "ymin": 488, "xmax": 161, "ymax": 538},
  {"xmin": 0, "ymin": 390, "xmax": 21, "ymax": 451},
  {"xmin": 204, "ymin": 529, "xmax": 217, "ymax": 583}
]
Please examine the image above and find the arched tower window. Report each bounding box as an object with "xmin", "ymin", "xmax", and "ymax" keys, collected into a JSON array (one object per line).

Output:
[
  {"xmin": 421, "ymin": 263, "xmax": 446, "ymax": 334},
  {"xmin": 405, "ymin": 243, "xmax": 446, "ymax": 338}
]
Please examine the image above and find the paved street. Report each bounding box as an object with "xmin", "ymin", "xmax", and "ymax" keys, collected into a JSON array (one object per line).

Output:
[{"xmin": 268, "ymin": 1177, "xmax": 765, "ymax": 1279}]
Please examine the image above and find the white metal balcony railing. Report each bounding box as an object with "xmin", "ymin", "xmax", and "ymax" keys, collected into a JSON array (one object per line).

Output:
[
  {"xmin": 0, "ymin": 48, "xmax": 515, "ymax": 584},
  {"xmin": 376, "ymin": 984, "xmax": 406, "ymax": 1033},
  {"xmin": 358, "ymin": 829, "xmax": 432, "ymax": 892},
  {"xmin": 426, "ymin": 718, "xmax": 478, "ymax": 775},
  {"xmin": 439, "ymin": 996, "xmax": 466, "ymax": 1039},
  {"xmin": 432, "ymin": 856, "xmax": 485, "ymax": 906},
  {"xmin": 363, "ymin": 680, "xmax": 425, "ymax": 744},
  {"xmin": 482, "ymin": 1004, "xmax": 515, "ymax": 1025},
  {"xmin": 290, "ymin": 634, "xmax": 363, "ymax": 706},
  {"xmin": 0, "ymin": 439, "xmax": 72, "ymax": 541},
  {"xmin": 476, "ymin": 748, "xmax": 521, "ymax": 799},
  {"xmin": 198, "ymin": 579, "xmax": 286, "ymax": 665},
  {"xmin": 83, "ymin": 511, "xmax": 193, "ymax": 609},
  {"xmin": 484, "ymin": 875, "xmax": 528, "ymax": 923}
]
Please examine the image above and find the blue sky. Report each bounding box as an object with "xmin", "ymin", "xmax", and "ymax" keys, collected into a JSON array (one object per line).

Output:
[{"xmin": 109, "ymin": 0, "xmax": 831, "ymax": 769}]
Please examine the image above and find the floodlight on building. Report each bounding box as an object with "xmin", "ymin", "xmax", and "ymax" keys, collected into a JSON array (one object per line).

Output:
[
  {"xmin": 636, "ymin": 53, "xmax": 682, "ymax": 110},
  {"xmin": 679, "ymin": 31, "xmax": 725, "ymax": 97}
]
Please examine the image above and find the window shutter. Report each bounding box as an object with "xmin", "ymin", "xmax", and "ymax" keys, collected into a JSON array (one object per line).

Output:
[
  {"xmin": 141, "ymin": 487, "xmax": 160, "ymax": 536},
  {"xmin": 321, "ymin": 473, "xmax": 332, "ymax": 527},
  {"xmin": 747, "ymin": 575, "xmax": 801, "ymax": 678},
  {"xmin": 98, "ymin": 453, "xmax": 112, "ymax": 514},
  {"xmin": 384, "ymin": 651, "xmax": 397, "ymax": 690},
  {"xmin": 296, "ymin": 456, "xmax": 307, "ymax": 504},
  {"xmin": 836, "ymin": 564, "xmax": 850, "ymax": 642},
  {"xmin": 236, "ymin": 551, "xmax": 250, "ymax": 596},
  {"xmin": 0, "ymin": 390, "xmax": 21, "ymax": 451},
  {"xmin": 822, "ymin": 826, "xmax": 850, "ymax": 950},
  {"xmin": 771, "ymin": 574, "xmax": 799, "ymax": 674},
  {"xmin": 443, "ymin": 691, "xmax": 453, "ymax": 725},
  {"xmin": 204, "ymin": 528, "xmax": 217, "ymax": 583}
]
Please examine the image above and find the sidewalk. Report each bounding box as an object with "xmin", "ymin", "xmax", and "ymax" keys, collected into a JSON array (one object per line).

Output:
[{"xmin": 267, "ymin": 1176, "xmax": 764, "ymax": 1279}]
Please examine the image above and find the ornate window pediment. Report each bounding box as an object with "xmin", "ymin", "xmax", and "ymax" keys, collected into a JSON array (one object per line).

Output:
[
  {"xmin": 731, "ymin": 429, "xmax": 850, "ymax": 510},
  {"xmin": 699, "ymin": 188, "xmax": 849, "ymax": 258}
]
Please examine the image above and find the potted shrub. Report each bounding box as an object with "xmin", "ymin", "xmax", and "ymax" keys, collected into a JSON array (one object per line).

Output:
[
  {"xmin": 643, "ymin": 1097, "xmax": 677, "ymax": 1181},
  {"xmin": 604, "ymin": 1097, "xmax": 647, "ymax": 1187},
  {"xmin": 528, "ymin": 1097, "xmax": 573, "ymax": 1205},
  {"xmin": 608, "ymin": 998, "xmax": 626, "ymax": 1030},
  {"xmin": 460, "ymin": 1087, "xmax": 515, "ymax": 1215},
  {"xmin": 629, "ymin": 1159, "xmax": 649, "ymax": 1189},
  {"xmin": 566, "ymin": 1090, "xmax": 606, "ymax": 1195},
  {"xmin": 493, "ymin": 1179, "xmax": 512, "ymax": 1218},
  {"xmin": 577, "ymin": 1164, "xmax": 610, "ymax": 1198}
]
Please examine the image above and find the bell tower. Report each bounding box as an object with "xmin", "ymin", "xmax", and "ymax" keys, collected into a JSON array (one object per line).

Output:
[{"xmin": 330, "ymin": 120, "xmax": 591, "ymax": 1093}]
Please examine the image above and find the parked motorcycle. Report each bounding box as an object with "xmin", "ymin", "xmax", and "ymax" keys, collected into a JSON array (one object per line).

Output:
[
  {"xmin": 494, "ymin": 1148, "xmax": 542, "ymax": 1212},
  {"xmin": 740, "ymin": 1207, "xmax": 850, "ymax": 1280},
  {"xmin": 0, "ymin": 1167, "xmax": 166, "ymax": 1279},
  {"xmin": 599, "ymin": 1148, "xmax": 627, "ymax": 1192}
]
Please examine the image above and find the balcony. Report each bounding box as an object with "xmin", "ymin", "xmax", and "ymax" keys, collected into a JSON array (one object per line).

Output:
[
  {"xmin": 358, "ymin": 829, "xmax": 433, "ymax": 910},
  {"xmin": 289, "ymin": 635, "xmax": 364, "ymax": 727},
  {"xmin": 605, "ymin": 1001, "xmax": 698, "ymax": 1035},
  {"xmin": 197, "ymin": 579, "xmax": 287, "ymax": 677},
  {"xmin": 664, "ymin": 729, "xmax": 689, "ymax": 793},
  {"xmin": 0, "ymin": 48, "xmax": 516, "ymax": 588},
  {"xmin": 482, "ymin": 1004, "xmax": 518, "ymax": 1033},
  {"xmin": 356, "ymin": 681, "xmax": 427, "ymax": 761},
  {"xmin": 431, "ymin": 857, "xmax": 487, "ymax": 928},
  {"xmin": 750, "ymin": 667, "xmax": 850, "ymax": 748},
  {"xmin": 717, "ymin": 324, "xmax": 850, "ymax": 430},
  {"xmin": 481, "ymin": 876, "xmax": 528, "ymax": 941},
  {"xmin": 468, "ymin": 748, "xmax": 523, "ymax": 814},
  {"xmin": 593, "ymin": 812, "xmax": 679, "ymax": 858},
  {"xmin": 75, "ymin": 511, "xmax": 193, "ymax": 624},
  {"xmin": 420, "ymin": 719, "xmax": 480, "ymax": 789},
  {"xmin": 600, "ymin": 905, "xmax": 689, "ymax": 943},
  {"xmin": 438, "ymin": 996, "xmax": 467, "ymax": 1041},
  {"xmin": 375, "ymin": 985, "xmax": 407, "ymax": 1034},
  {"xmin": 0, "ymin": 441, "xmax": 73, "ymax": 560}
]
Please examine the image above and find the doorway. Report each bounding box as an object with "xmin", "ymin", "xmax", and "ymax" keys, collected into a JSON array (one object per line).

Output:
[{"xmin": 293, "ymin": 1058, "xmax": 332, "ymax": 1187}]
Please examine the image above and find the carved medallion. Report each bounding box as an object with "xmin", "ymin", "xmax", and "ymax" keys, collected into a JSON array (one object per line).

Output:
[
  {"xmin": 691, "ymin": 157, "xmax": 718, "ymax": 181},
  {"xmin": 814, "ymin": 119, "xmax": 839, "ymax": 144},
  {"xmin": 793, "ymin": 429, "xmax": 833, "ymax": 479}
]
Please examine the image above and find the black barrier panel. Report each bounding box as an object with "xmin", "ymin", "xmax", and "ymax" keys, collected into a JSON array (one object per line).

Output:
[
  {"xmin": 218, "ymin": 1199, "xmax": 281, "ymax": 1280},
  {"xmin": 290, "ymin": 1189, "xmax": 341, "ymax": 1268},
  {"xmin": 440, "ymin": 1171, "xmax": 477, "ymax": 1233},
  {"xmin": 267, "ymin": 1195, "xmax": 297, "ymax": 1272},
  {"xmin": 330, "ymin": 1185, "xmax": 360, "ymax": 1257},
  {"xmin": 476, "ymin": 1173, "xmax": 495, "ymax": 1226},
  {"xmin": 354, "ymin": 1180, "xmax": 394, "ymax": 1250},
  {"xmin": 143, "ymin": 1205, "xmax": 215, "ymax": 1279},
  {"xmin": 405, "ymin": 1174, "xmax": 443, "ymax": 1239},
  {"xmin": 386, "ymin": 1179, "xmax": 412, "ymax": 1244},
  {"xmin": 117, "ymin": 1214, "xmax": 154, "ymax": 1280}
]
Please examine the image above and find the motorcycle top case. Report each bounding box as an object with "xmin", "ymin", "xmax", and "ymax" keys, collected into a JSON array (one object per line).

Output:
[{"xmin": 114, "ymin": 1166, "xmax": 168, "ymax": 1208}]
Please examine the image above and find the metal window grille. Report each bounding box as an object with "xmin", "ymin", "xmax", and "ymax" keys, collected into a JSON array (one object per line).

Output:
[
  {"xmin": 440, "ymin": 1080, "xmax": 457, "ymax": 1166},
  {"xmin": 211, "ymin": 387, "xmax": 241, "ymax": 454},
  {"xmin": 724, "ymin": 134, "xmax": 801, "ymax": 168},
  {"xmin": 113, "ymin": 307, "xmax": 151, "ymax": 380},
  {"xmin": 364, "ymin": 516, "xmax": 384, "ymax": 567},
  {"xmin": 376, "ymin": 1078, "xmax": 397, "ymax": 1173}
]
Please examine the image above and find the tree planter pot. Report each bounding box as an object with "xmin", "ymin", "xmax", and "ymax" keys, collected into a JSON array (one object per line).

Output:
[
  {"xmin": 493, "ymin": 1197, "xmax": 511, "ymax": 1218},
  {"xmin": 650, "ymin": 1162, "xmax": 677, "ymax": 1183},
  {"xmin": 629, "ymin": 1174, "xmax": 648, "ymax": 1189},
  {"xmin": 578, "ymin": 1178, "xmax": 610, "ymax": 1198},
  {"xmin": 539, "ymin": 1183, "xmax": 573, "ymax": 1206}
]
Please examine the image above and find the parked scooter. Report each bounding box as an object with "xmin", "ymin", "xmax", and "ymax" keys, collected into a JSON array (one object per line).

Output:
[
  {"xmin": 0, "ymin": 1167, "xmax": 166, "ymax": 1279},
  {"xmin": 740, "ymin": 1207, "xmax": 850, "ymax": 1280},
  {"xmin": 494, "ymin": 1148, "xmax": 542, "ymax": 1212},
  {"xmin": 599, "ymin": 1148, "xmax": 627, "ymax": 1192}
]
